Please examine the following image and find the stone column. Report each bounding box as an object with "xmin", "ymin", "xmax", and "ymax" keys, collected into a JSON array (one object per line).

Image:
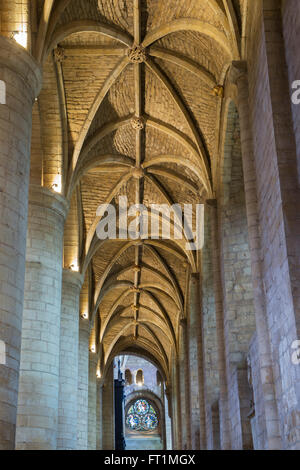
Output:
[
  {"xmin": 211, "ymin": 402, "xmax": 221, "ymax": 450},
  {"xmin": 88, "ymin": 352, "xmax": 98, "ymax": 450},
  {"xmin": 164, "ymin": 393, "xmax": 172, "ymax": 450},
  {"xmin": 77, "ymin": 317, "xmax": 90, "ymax": 450},
  {"xmin": 281, "ymin": 0, "xmax": 300, "ymax": 177},
  {"xmin": 236, "ymin": 364, "xmax": 254, "ymax": 450},
  {"xmin": 208, "ymin": 202, "xmax": 231, "ymax": 449},
  {"xmin": 175, "ymin": 359, "xmax": 182, "ymax": 449},
  {"xmin": 96, "ymin": 381, "xmax": 103, "ymax": 450},
  {"xmin": 15, "ymin": 185, "xmax": 68, "ymax": 450},
  {"xmin": 229, "ymin": 61, "xmax": 282, "ymax": 449},
  {"xmin": 0, "ymin": 37, "xmax": 41, "ymax": 449},
  {"xmin": 187, "ymin": 273, "xmax": 207, "ymax": 449},
  {"xmin": 165, "ymin": 385, "xmax": 174, "ymax": 448},
  {"xmin": 102, "ymin": 364, "xmax": 115, "ymax": 450},
  {"xmin": 261, "ymin": 8, "xmax": 300, "ymax": 448},
  {"xmin": 179, "ymin": 319, "xmax": 191, "ymax": 449},
  {"xmin": 57, "ymin": 270, "xmax": 83, "ymax": 450}
]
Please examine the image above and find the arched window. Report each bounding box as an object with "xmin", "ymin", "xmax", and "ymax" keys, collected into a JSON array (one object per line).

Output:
[
  {"xmin": 135, "ymin": 369, "xmax": 144, "ymax": 386},
  {"xmin": 125, "ymin": 369, "xmax": 132, "ymax": 385},
  {"xmin": 126, "ymin": 399, "xmax": 158, "ymax": 432}
]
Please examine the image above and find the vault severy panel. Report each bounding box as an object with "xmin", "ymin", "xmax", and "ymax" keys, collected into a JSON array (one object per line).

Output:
[
  {"xmin": 80, "ymin": 171, "xmax": 126, "ymax": 232},
  {"xmin": 154, "ymin": 58, "xmax": 218, "ymax": 160},
  {"xmin": 62, "ymin": 54, "xmax": 122, "ymax": 149},
  {"xmin": 144, "ymin": 0, "xmax": 227, "ymax": 35},
  {"xmin": 57, "ymin": 0, "xmax": 134, "ymax": 33},
  {"xmin": 87, "ymin": 64, "xmax": 136, "ymax": 135},
  {"xmin": 83, "ymin": 127, "xmax": 137, "ymax": 165},
  {"xmin": 144, "ymin": 67, "xmax": 194, "ymax": 141},
  {"xmin": 156, "ymin": 30, "xmax": 228, "ymax": 79}
]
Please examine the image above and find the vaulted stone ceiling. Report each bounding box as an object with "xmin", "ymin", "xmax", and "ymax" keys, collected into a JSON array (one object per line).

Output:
[{"xmin": 32, "ymin": 0, "xmax": 243, "ymax": 381}]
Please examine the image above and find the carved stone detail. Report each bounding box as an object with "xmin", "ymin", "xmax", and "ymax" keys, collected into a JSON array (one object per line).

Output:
[
  {"xmin": 130, "ymin": 287, "xmax": 141, "ymax": 294},
  {"xmin": 131, "ymin": 167, "xmax": 145, "ymax": 179},
  {"xmin": 127, "ymin": 44, "xmax": 147, "ymax": 63},
  {"xmin": 131, "ymin": 116, "xmax": 145, "ymax": 130},
  {"xmin": 212, "ymin": 84, "xmax": 224, "ymax": 98},
  {"xmin": 133, "ymin": 265, "xmax": 141, "ymax": 273}
]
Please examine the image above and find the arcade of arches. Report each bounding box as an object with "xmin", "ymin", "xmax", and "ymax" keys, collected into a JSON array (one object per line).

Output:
[{"xmin": 0, "ymin": 0, "xmax": 300, "ymax": 451}]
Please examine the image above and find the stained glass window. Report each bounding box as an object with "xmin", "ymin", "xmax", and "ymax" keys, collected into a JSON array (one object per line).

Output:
[{"xmin": 126, "ymin": 399, "xmax": 158, "ymax": 432}]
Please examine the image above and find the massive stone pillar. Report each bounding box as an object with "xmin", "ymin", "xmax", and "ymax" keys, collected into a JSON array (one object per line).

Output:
[
  {"xmin": 77, "ymin": 317, "xmax": 90, "ymax": 449},
  {"xmin": 262, "ymin": 2, "xmax": 300, "ymax": 447},
  {"xmin": 229, "ymin": 61, "xmax": 281, "ymax": 449},
  {"xmin": 88, "ymin": 352, "xmax": 98, "ymax": 450},
  {"xmin": 281, "ymin": 0, "xmax": 300, "ymax": 176},
  {"xmin": 57, "ymin": 270, "xmax": 83, "ymax": 450},
  {"xmin": 0, "ymin": 37, "xmax": 41, "ymax": 449},
  {"xmin": 187, "ymin": 273, "xmax": 207, "ymax": 449},
  {"xmin": 15, "ymin": 185, "xmax": 68, "ymax": 450},
  {"xmin": 179, "ymin": 319, "xmax": 191, "ymax": 449},
  {"xmin": 208, "ymin": 202, "xmax": 231, "ymax": 449},
  {"xmin": 243, "ymin": 0, "xmax": 300, "ymax": 448}
]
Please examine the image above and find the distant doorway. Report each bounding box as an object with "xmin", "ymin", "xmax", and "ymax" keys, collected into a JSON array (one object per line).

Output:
[{"xmin": 113, "ymin": 355, "xmax": 172, "ymax": 450}]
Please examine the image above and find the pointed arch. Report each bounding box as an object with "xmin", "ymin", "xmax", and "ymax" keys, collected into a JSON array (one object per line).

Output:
[{"xmin": 142, "ymin": 19, "xmax": 232, "ymax": 57}]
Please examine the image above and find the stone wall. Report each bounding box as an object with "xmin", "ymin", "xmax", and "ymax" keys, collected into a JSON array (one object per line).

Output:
[
  {"xmin": 220, "ymin": 103, "xmax": 256, "ymax": 448},
  {"xmin": 282, "ymin": 0, "xmax": 300, "ymax": 179},
  {"xmin": 248, "ymin": 334, "xmax": 267, "ymax": 450},
  {"xmin": 0, "ymin": 36, "xmax": 41, "ymax": 450},
  {"xmin": 246, "ymin": 0, "xmax": 300, "ymax": 449},
  {"xmin": 201, "ymin": 207, "xmax": 219, "ymax": 446}
]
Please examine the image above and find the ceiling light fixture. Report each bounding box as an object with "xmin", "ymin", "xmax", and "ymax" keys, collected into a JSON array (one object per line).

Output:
[
  {"xmin": 51, "ymin": 174, "xmax": 62, "ymax": 193},
  {"xmin": 12, "ymin": 31, "xmax": 28, "ymax": 49}
]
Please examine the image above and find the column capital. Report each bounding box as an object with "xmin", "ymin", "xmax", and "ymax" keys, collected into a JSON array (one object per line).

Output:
[
  {"xmin": 228, "ymin": 60, "xmax": 248, "ymax": 86},
  {"xmin": 62, "ymin": 268, "xmax": 84, "ymax": 290},
  {"xmin": 29, "ymin": 184, "xmax": 69, "ymax": 221},
  {"xmin": 53, "ymin": 46, "xmax": 65, "ymax": 63},
  {"xmin": 165, "ymin": 384, "xmax": 172, "ymax": 398},
  {"xmin": 206, "ymin": 198, "xmax": 217, "ymax": 208},
  {"xmin": 0, "ymin": 36, "xmax": 42, "ymax": 101},
  {"xmin": 190, "ymin": 272, "xmax": 200, "ymax": 282}
]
